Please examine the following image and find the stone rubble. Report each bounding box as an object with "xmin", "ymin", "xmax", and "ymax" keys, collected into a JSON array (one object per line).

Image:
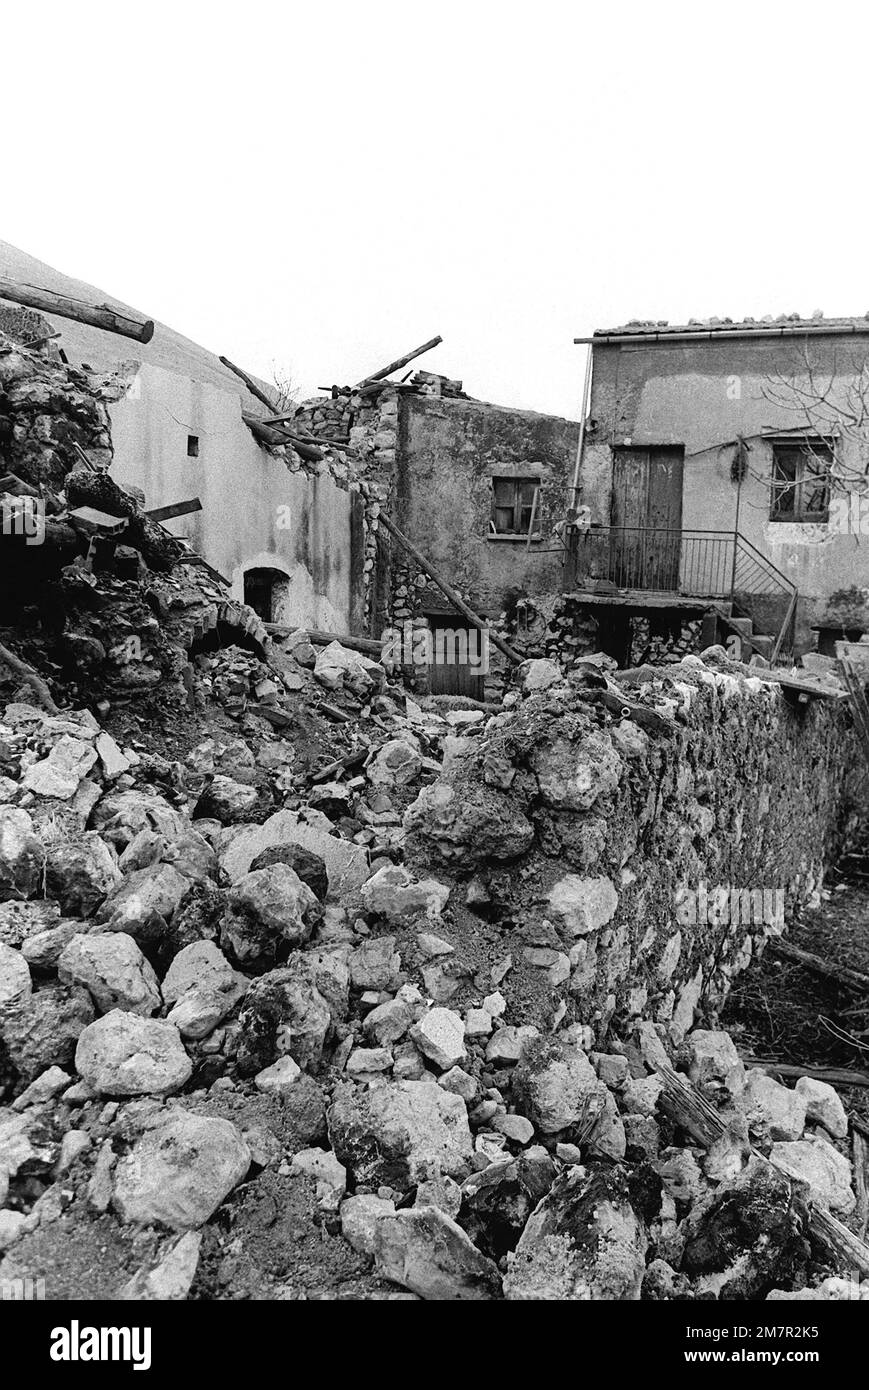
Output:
[{"xmin": 0, "ymin": 334, "xmax": 865, "ymax": 1299}]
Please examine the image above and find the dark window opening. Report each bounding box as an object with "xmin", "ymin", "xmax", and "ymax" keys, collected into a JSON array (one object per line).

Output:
[
  {"xmin": 770, "ymin": 440, "xmax": 832, "ymax": 522},
  {"xmin": 187, "ymin": 435, "xmax": 200, "ymax": 458},
  {"xmin": 490, "ymin": 477, "xmax": 541, "ymax": 536}
]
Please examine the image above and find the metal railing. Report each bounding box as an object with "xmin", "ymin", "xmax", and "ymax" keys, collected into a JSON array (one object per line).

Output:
[{"xmin": 568, "ymin": 525, "xmax": 798, "ymax": 661}]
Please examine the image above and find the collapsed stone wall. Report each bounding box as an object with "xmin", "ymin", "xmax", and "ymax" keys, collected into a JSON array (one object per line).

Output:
[{"xmin": 403, "ymin": 656, "xmax": 864, "ymax": 1045}]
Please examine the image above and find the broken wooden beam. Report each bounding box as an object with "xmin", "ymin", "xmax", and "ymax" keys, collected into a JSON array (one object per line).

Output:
[
  {"xmin": 145, "ymin": 498, "xmax": 203, "ymax": 523},
  {"xmin": 355, "ymin": 335, "xmax": 443, "ymax": 389},
  {"xmin": 0, "ymin": 643, "xmax": 60, "ymax": 714},
  {"xmin": 220, "ymin": 357, "xmax": 280, "ymax": 413},
  {"xmin": 0, "ymin": 278, "xmax": 154, "ymax": 343},
  {"xmin": 741, "ymin": 1058, "xmax": 869, "ymax": 1088},
  {"xmin": 265, "ymin": 624, "xmax": 384, "ymax": 657},
  {"xmin": 376, "ymin": 511, "xmax": 524, "ymax": 666},
  {"xmin": 766, "ymin": 940, "xmax": 869, "ymax": 994}
]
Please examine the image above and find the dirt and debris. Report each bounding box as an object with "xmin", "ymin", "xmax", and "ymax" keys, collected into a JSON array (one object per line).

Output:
[{"xmin": 1, "ymin": 328, "xmax": 869, "ymax": 1304}]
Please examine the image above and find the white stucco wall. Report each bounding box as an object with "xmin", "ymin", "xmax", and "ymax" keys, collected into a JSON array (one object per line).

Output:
[{"xmin": 108, "ymin": 363, "xmax": 352, "ymax": 631}]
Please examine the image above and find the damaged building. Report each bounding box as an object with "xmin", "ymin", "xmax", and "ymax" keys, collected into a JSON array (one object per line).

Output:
[
  {"xmin": 570, "ymin": 314, "xmax": 869, "ymax": 665},
  {"xmin": 0, "ymin": 266, "xmax": 869, "ymax": 1308}
]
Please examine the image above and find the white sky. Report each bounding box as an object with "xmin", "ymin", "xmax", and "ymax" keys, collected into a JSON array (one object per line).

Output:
[{"xmin": 4, "ymin": 1, "xmax": 868, "ymax": 419}]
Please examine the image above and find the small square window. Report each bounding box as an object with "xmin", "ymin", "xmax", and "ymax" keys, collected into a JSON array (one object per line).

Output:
[
  {"xmin": 490, "ymin": 477, "xmax": 541, "ymax": 535},
  {"xmin": 187, "ymin": 435, "xmax": 200, "ymax": 458}
]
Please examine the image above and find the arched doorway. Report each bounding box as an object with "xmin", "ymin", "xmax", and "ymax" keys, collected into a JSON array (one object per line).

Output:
[{"xmin": 243, "ymin": 567, "xmax": 290, "ymax": 624}]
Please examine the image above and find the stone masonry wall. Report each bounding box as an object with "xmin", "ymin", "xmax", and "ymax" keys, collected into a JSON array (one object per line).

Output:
[{"xmin": 402, "ymin": 656, "xmax": 864, "ymax": 1047}]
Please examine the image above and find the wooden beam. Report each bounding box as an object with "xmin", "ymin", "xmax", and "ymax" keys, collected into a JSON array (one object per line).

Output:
[
  {"xmin": 219, "ymin": 356, "xmax": 280, "ymax": 412},
  {"xmin": 355, "ymin": 335, "xmax": 443, "ymax": 389},
  {"xmin": 265, "ymin": 624, "xmax": 384, "ymax": 657},
  {"xmin": 766, "ymin": 940, "xmax": 869, "ymax": 994},
  {"xmin": 0, "ymin": 278, "xmax": 154, "ymax": 343},
  {"xmin": 742, "ymin": 1058, "xmax": 869, "ymax": 1088},
  {"xmin": 145, "ymin": 498, "xmax": 203, "ymax": 523},
  {"xmin": 376, "ymin": 511, "xmax": 524, "ymax": 665}
]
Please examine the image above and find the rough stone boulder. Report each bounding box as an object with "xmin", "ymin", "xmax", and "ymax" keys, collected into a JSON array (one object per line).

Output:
[
  {"xmin": 685, "ymin": 1028, "xmax": 746, "ymax": 1100},
  {"xmin": 528, "ymin": 728, "xmax": 622, "ymax": 812},
  {"xmin": 90, "ymin": 788, "xmax": 189, "ymax": 850},
  {"xmin": 795, "ymin": 1076, "xmax": 848, "ymax": 1139},
  {"xmin": 504, "ymin": 1166, "xmax": 647, "ymax": 1300},
  {"xmin": 58, "ymin": 932, "xmax": 161, "ymax": 1016},
  {"xmin": 248, "ymin": 843, "xmax": 329, "ymax": 901},
  {"xmin": 512, "ymin": 1037, "xmax": 607, "ymax": 1134},
  {"xmin": 349, "ymin": 936, "xmax": 401, "ymax": 991},
  {"xmin": 771, "ymin": 1136, "xmax": 855, "ymax": 1215},
  {"xmin": 361, "ymin": 865, "xmax": 449, "ymax": 924},
  {"xmin": 44, "ymin": 833, "xmax": 122, "ymax": 918},
  {"xmin": 0, "ymin": 983, "xmax": 94, "ymax": 1092},
  {"xmin": 313, "ymin": 641, "xmax": 382, "ymax": 698},
  {"xmin": 547, "ymin": 874, "xmax": 619, "ymax": 936},
  {"xmin": 112, "ymin": 1110, "xmax": 250, "ymax": 1229},
  {"xmin": 736, "ymin": 1070, "xmax": 807, "ymax": 1142},
  {"xmin": 328, "ymin": 1079, "xmax": 473, "ymax": 1189},
  {"xmin": 219, "ymin": 808, "xmax": 369, "ymax": 895},
  {"xmin": 161, "ymin": 940, "xmax": 248, "ymax": 1040},
  {"xmin": 21, "ymin": 735, "xmax": 98, "ymax": 800},
  {"xmin": 96, "ymin": 863, "xmax": 191, "ymax": 946},
  {"xmin": 404, "ymin": 782, "xmax": 534, "ymax": 866},
  {"xmin": 367, "ymin": 738, "xmax": 423, "ymax": 789},
  {"xmin": 219, "ymin": 862, "xmax": 318, "ymax": 969},
  {"xmin": 193, "ymin": 774, "xmax": 261, "ymax": 825},
  {"xmin": 374, "ymin": 1206, "xmax": 502, "ymax": 1300},
  {"xmin": 0, "ymin": 808, "xmax": 45, "ymax": 900},
  {"xmin": 411, "ymin": 1008, "xmax": 465, "ymax": 1071},
  {"xmin": 680, "ymin": 1158, "xmax": 808, "ymax": 1299},
  {"xmin": 461, "ymin": 1149, "xmax": 558, "ymax": 1260},
  {"xmin": 235, "ymin": 960, "xmax": 334, "ymax": 1074},
  {"xmin": 0, "ymin": 942, "xmax": 31, "ymax": 1007},
  {"xmin": 75, "ymin": 1010, "xmax": 192, "ymax": 1096}
]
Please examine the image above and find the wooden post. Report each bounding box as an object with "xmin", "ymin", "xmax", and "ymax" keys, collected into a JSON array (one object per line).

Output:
[
  {"xmin": 355, "ymin": 335, "xmax": 443, "ymax": 389},
  {"xmin": 0, "ymin": 278, "xmax": 154, "ymax": 343},
  {"xmin": 376, "ymin": 511, "xmax": 524, "ymax": 665}
]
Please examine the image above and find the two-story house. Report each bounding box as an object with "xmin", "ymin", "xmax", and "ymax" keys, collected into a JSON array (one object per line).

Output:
[{"xmin": 570, "ymin": 316, "xmax": 869, "ymax": 664}]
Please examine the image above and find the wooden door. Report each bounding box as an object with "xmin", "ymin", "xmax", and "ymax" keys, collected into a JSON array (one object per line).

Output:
[{"xmin": 611, "ymin": 447, "xmax": 683, "ymax": 589}]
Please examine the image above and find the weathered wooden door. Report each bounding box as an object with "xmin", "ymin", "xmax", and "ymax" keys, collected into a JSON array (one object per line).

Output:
[{"xmin": 610, "ymin": 447, "xmax": 684, "ymax": 589}]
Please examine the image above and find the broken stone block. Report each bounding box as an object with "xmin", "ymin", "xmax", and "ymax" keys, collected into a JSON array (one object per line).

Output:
[
  {"xmin": 254, "ymin": 1055, "xmax": 302, "ymax": 1092},
  {"xmin": 438, "ymin": 1066, "xmax": 478, "ymax": 1102},
  {"xmin": 327, "ymin": 1079, "xmax": 473, "ymax": 1189},
  {"xmin": 0, "ymin": 941, "xmax": 31, "ymax": 1006},
  {"xmin": 45, "ymin": 833, "xmax": 122, "ymax": 918},
  {"xmin": 529, "ymin": 730, "xmax": 622, "ymax": 812},
  {"xmin": 492, "ymin": 1113, "xmax": 535, "ymax": 1146},
  {"xmin": 361, "ymin": 864, "xmax": 449, "ymax": 924},
  {"xmin": 21, "ymin": 735, "xmax": 98, "ymax": 799},
  {"xmin": 485, "ymin": 1025, "xmax": 539, "ymax": 1066},
  {"xmin": 91, "ymin": 788, "xmax": 188, "ymax": 851},
  {"xmin": 117, "ymin": 1231, "xmax": 202, "ymax": 1301},
  {"xmin": 403, "ymin": 782, "xmax": 534, "ymax": 866},
  {"xmin": 97, "ymin": 862, "xmax": 191, "ymax": 946},
  {"xmin": 58, "ymin": 932, "xmax": 161, "ymax": 1016},
  {"xmin": 771, "ymin": 1136, "xmax": 855, "ymax": 1215},
  {"xmin": 75, "ymin": 1010, "xmax": 192, "ymax": 1096},
  {"xmin": 112, "ymin": 1111, "xmax": 250, "ymax": 1229},
  {"xmin": 374, "ymin": 1206, "xmax": 502, "ymax": 1300},
  {"xmin": 519, "ymin": 659, "xmax": 563, "ymax": 692},
  {"xmin": 0, "ymin": 807, "xmax": 45, "ymax": 900},
  {"xmin": 194, "ymin": 775, "xmax": 260, "ymax": 825},
  {"xmin": 686, "ymin": 1028, "xmax": 745, "ymax": 1100},
  {"xmin": 795, "ymin": 1076, "xmax": 848, "ymax": 1139},
  {"xmin": 363, "ymin": 996, "xmax": 416, "ymax": 1047},
  {"xmin": 0, "ymin": 982, "xmax": 94, "ymax": 1089},
  {"xmin": 411, "ymin": 1008, "xmax": 465, "ymax": 1071},
  {"xmin": 248, "ymin": 843, "xmax": 329, "ymax": 900},
  {"xmin": 504, "ymin": 1167, "xmax": 647, "ymax": 1300},
  {"xmin": 220, "ymin": 862, "xmax": 317, "ymax": 969},
  {"xmin": 680, "ymin": 1157, "xmax": 807, "ymax": 1299},
  {"xmin": 313, "ymin": 641, "xmax": 382, "ymax": 698},
  {"xmin": 340, "ymin": 1193, "xmax": 395, "ymax": 1255},
  {"xmin": 290, "ymin": 1147, "xmax": 347, "ymax": 1211},
  {"xmin": 547, "ymin": 874, "xmax": 618, "ymax": 936},
  {"xmin": 0, "ymin": 899, "xmax": 61, "ymax": 950},
  {"xmin": 219, "ymin": 808, "xmax": 369, "ymax": 895},
  {"xmin": 346, "ymin": 1046, "xmax": 393, "ymax": 1078},
  {"xmin": 513, "ymin": 1037, "xmax": 606, "ymax": 1134},
  {"xmin": 737, "ymin": 1070, "xmax": 807, "ymax": 1142},
  {"xmin": 349, "ymin": 936, "xmax": 401, "ymax": 991},
  {"xmin": 235, "ymin": 962, "xmax": 333, "ymax": 1073},
  {"xmin": 367, "ymin": 738, "xmax": 423, "ymax": 789}
]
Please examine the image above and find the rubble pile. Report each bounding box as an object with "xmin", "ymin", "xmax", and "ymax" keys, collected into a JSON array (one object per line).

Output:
[{"xmin": 1, "ymin": 335, "xmax": 867, "ymax": 1301}]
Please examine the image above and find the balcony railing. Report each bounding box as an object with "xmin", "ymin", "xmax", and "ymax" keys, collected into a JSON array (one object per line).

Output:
[{"xmin": 567, "ymin": 525, "xmax": 798, "ymax": 659}]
